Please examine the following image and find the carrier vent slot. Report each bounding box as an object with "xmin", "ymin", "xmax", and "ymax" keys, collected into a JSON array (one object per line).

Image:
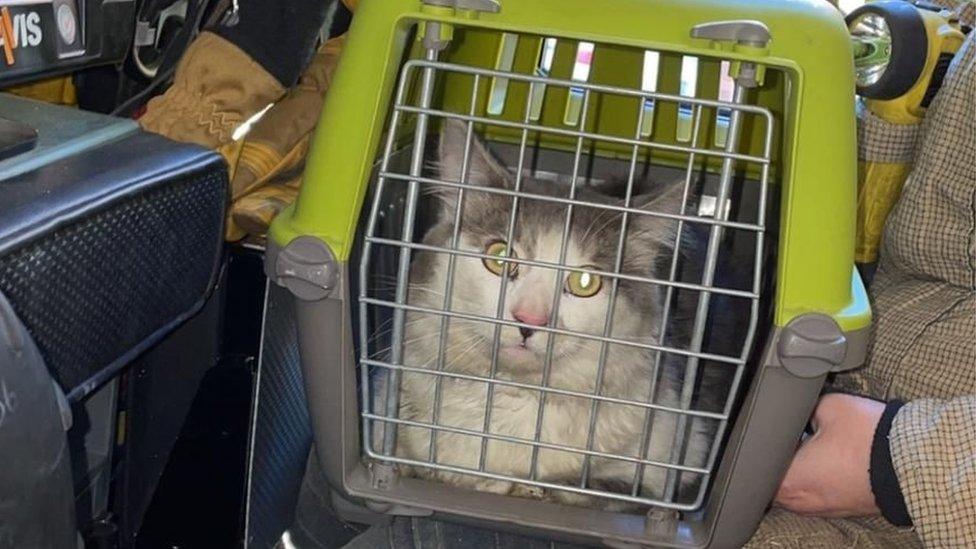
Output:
[
  {"xmin": 715, "ymin": 60, "xmax": 735, "ymax": 147},
  {"xmin": 563, "ymin": 41, "xmax": 595, "ymax": 126},
  {"xmin": 639, "ymin": 51, "xmax": 661, "ymax": 138},
  {"xmin": 528, "ymin": 37, "xmax": 559, "ymax": 121},
  {"xmin": 487, "ymin": 33, "xmax": 520, "ymax": 116},
  {"xmin": 677, "ymin": 55, "xmax": 699, "ymax": 142}
]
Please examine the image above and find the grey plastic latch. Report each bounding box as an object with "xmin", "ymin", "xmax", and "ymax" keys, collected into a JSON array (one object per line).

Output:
[
  {"xmin": 273, "ymin": 236, "xmax": 339, "ymax": 302},
  {"xmin": 690, "ymin": 20, "xmax": 771, "ymax": 48},
  {"xmin": 423, "ymin": 0, "xmax": 501, "ymax": 13},
  {"xmin": 777, "ymin": 314, "xmax": 848, "ymax": 379}
]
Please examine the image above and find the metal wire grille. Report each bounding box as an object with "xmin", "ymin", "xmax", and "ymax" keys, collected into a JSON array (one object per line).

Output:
[{"xmin": 357, "ymin": 55, "xmax": 773, "ymax": 511}]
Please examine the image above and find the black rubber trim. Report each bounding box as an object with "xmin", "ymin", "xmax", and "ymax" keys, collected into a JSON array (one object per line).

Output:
[
  {"xmin": 921, "ymin": 52, "xmax": 955, "ymax": 108},
  {"xmin": 870, "ymin": 399, "xmax": 913, "ymax": 527},
  {"xmin": 847, "ymin": 1, "xmax": 928, "ymax": 100}
]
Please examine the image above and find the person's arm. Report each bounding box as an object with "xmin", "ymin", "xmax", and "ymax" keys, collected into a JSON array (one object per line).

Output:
[
  {"xmin": 774, "ymin": 393, "xmax": 976, "ymax": 545},
  {"xmin": 882, "ymin": 396, "xmax": 976, "ymax": 546},
  {"xmin": 773, "ymin": 393, "xmax": 884, "ymax": 518}
]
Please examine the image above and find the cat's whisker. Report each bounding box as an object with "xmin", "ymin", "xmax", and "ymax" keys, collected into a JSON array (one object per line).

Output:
[
  {"xmin": 369, "ymin": 331, "xmax": 449, "ymax": 359},
  {"xmin": 446, "ymin": 334, "xmax": 486, "ymax": 367},
  {"xmin": 406, "ymin": 286, "xmax": 448, "ymax": 297},
  {"xmin": 425, "ymin": 332, "xmax": 486, "ymax": 370}
]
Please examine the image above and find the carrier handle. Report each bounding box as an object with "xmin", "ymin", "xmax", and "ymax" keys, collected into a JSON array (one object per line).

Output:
[
  {"xmin": 692, "ymin": 20, "xmax": 771, "ymax": 88},
  {"xmin": 690, "ymin": 20, "xmax": 771, "ymax": 47}
]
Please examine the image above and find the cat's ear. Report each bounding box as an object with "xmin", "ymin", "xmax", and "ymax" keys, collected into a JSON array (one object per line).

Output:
[
  {"xmin": 630, "ymin": 180, "xmax": 690, "ymax": 249},
  {"xmin": 436, "ymin": 119, "xmax": 510, "ymax": 189}
]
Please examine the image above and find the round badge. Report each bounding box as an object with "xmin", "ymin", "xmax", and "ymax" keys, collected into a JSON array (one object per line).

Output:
[{"xmin": 57, "ymin": 4, "xmax": 77, "ymax": 44}]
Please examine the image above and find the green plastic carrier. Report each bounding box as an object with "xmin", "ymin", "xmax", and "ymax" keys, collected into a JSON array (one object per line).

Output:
[{"xmin": 265, "ymin": 1, "xmax": 871, "ymax": 547}]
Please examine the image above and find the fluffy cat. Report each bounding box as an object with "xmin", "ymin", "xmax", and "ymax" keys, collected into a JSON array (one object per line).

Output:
[{"xmin": 380, "ymin": 120, "xmax": 727, "ymax": 510}]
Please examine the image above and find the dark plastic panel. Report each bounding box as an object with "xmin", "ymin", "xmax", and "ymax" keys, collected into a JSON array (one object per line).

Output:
[
  {"xmin": 0, "ymin": 290, "xmax": 77, "ymax": 549},
  {"xmin": 0, "ymin": 98, "xmax": 227, "ymax": 400},
  {"xmin": 245, "ymin": 281, "xmax": 314, "ymax": 547}
]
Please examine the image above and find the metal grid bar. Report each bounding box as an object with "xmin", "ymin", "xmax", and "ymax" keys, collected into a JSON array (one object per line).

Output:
[
  {"xmin": 364, "ymin": 236, "xmax": 759, "ymax": 299},
  {"xmin": 360, "ymin": 297, "xmax": 743, "ymax": 365},
  {"xmin": 362, "ymin": 432, "xmax": 709, "ymax": 512},
  {"xmin": 361, "ymin": 359, "xmax": 727, "ymax": 420},
  {"xmin": 529, "ymin": 86, "xmax": 592, "ymax": 479},
  {"xmin": 688, "ymin": 107, "xmax": 773, "ymax": 510},
  {"xmin": 376, "ymin": 172, "xmax": 766, "ymax": 233},
  {"xmin": 632, "ymin": 103, "xmax": 707, "ymax": 495},
  {"xmin": 429, "ymin": 74, "xmax": 482, "ymax": 462},
  {"xmin": 357, "ymin": 48, "xmax": 418, "ymax": 459},
  {"xmin": 398, "ymin": 105, "xmax": 770, "ymax": 165},
  {"xmin": 478, "ymin": 75, "xmax": 537, "ymax": 471},
  {"xmin": 661, "ymin": 82, "xmax": 751, "ymax": 503},
  {"xmin": 363, "ymin": 414, "xmax": 710, "ymax": 474},
  {"xmin": 578, "ymin": 98, "xmax": 651, "ymax": 487},
  {"xmin": 380, "ymin": 48, "xmax": 441, "ymax": 457},
  {"xmin": 359, "ymin": 57, "xmax": 773, "ymax": 510}
]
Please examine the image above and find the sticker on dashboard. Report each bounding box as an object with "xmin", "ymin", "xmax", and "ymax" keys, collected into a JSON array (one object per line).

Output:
[{"xmin": 0, "ymin": 0, "xmax": 83, "ymax": 73}]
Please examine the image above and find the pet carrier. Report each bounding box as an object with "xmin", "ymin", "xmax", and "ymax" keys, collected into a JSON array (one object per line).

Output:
[{"xmin": 265, "ymin": 0, "xmax": 870, "ymax": 546}]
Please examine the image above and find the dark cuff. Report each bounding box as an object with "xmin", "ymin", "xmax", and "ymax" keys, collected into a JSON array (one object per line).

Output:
[
  {"xmin": 211, "ymin": 0, "xmax": 335, "ymax": 87},
  {"xmin": 329, "ymin": 0, "xmax": 353, "ymax": 37},
  {"xmin": 870, "ymin": 399, "xmax": 913, "ymax": 527}
]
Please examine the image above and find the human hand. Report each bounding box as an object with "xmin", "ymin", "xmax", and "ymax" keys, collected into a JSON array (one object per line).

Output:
[{"xmin": 773, "ymin": 393, "xmax": 885, "ymax": 517}]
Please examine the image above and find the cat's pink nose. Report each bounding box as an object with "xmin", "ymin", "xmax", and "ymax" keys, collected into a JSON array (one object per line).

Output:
[{"xmin": 512, "ymin": 310, "xmax": 549, "ymax": 327}]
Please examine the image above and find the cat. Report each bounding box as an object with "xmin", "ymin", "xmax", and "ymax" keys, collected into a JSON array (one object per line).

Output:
[{"xmin": 378, "ymin": 120, "xmax": 729, "ymax": 511}]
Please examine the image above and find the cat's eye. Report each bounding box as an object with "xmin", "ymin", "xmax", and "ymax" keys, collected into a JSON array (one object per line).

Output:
[
  {"xmin": 565, "ymin": 270, "xmax": 602, "ymax": 297},
  {"xmin": 482, "ymin": 241, "xmax": 518, "ymax": 277}
]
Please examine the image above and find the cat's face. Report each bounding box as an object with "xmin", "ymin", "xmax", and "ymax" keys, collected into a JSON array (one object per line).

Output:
[{"xmin": 408, "ymin": 121, "xmax": 683, "ymax": 372}]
